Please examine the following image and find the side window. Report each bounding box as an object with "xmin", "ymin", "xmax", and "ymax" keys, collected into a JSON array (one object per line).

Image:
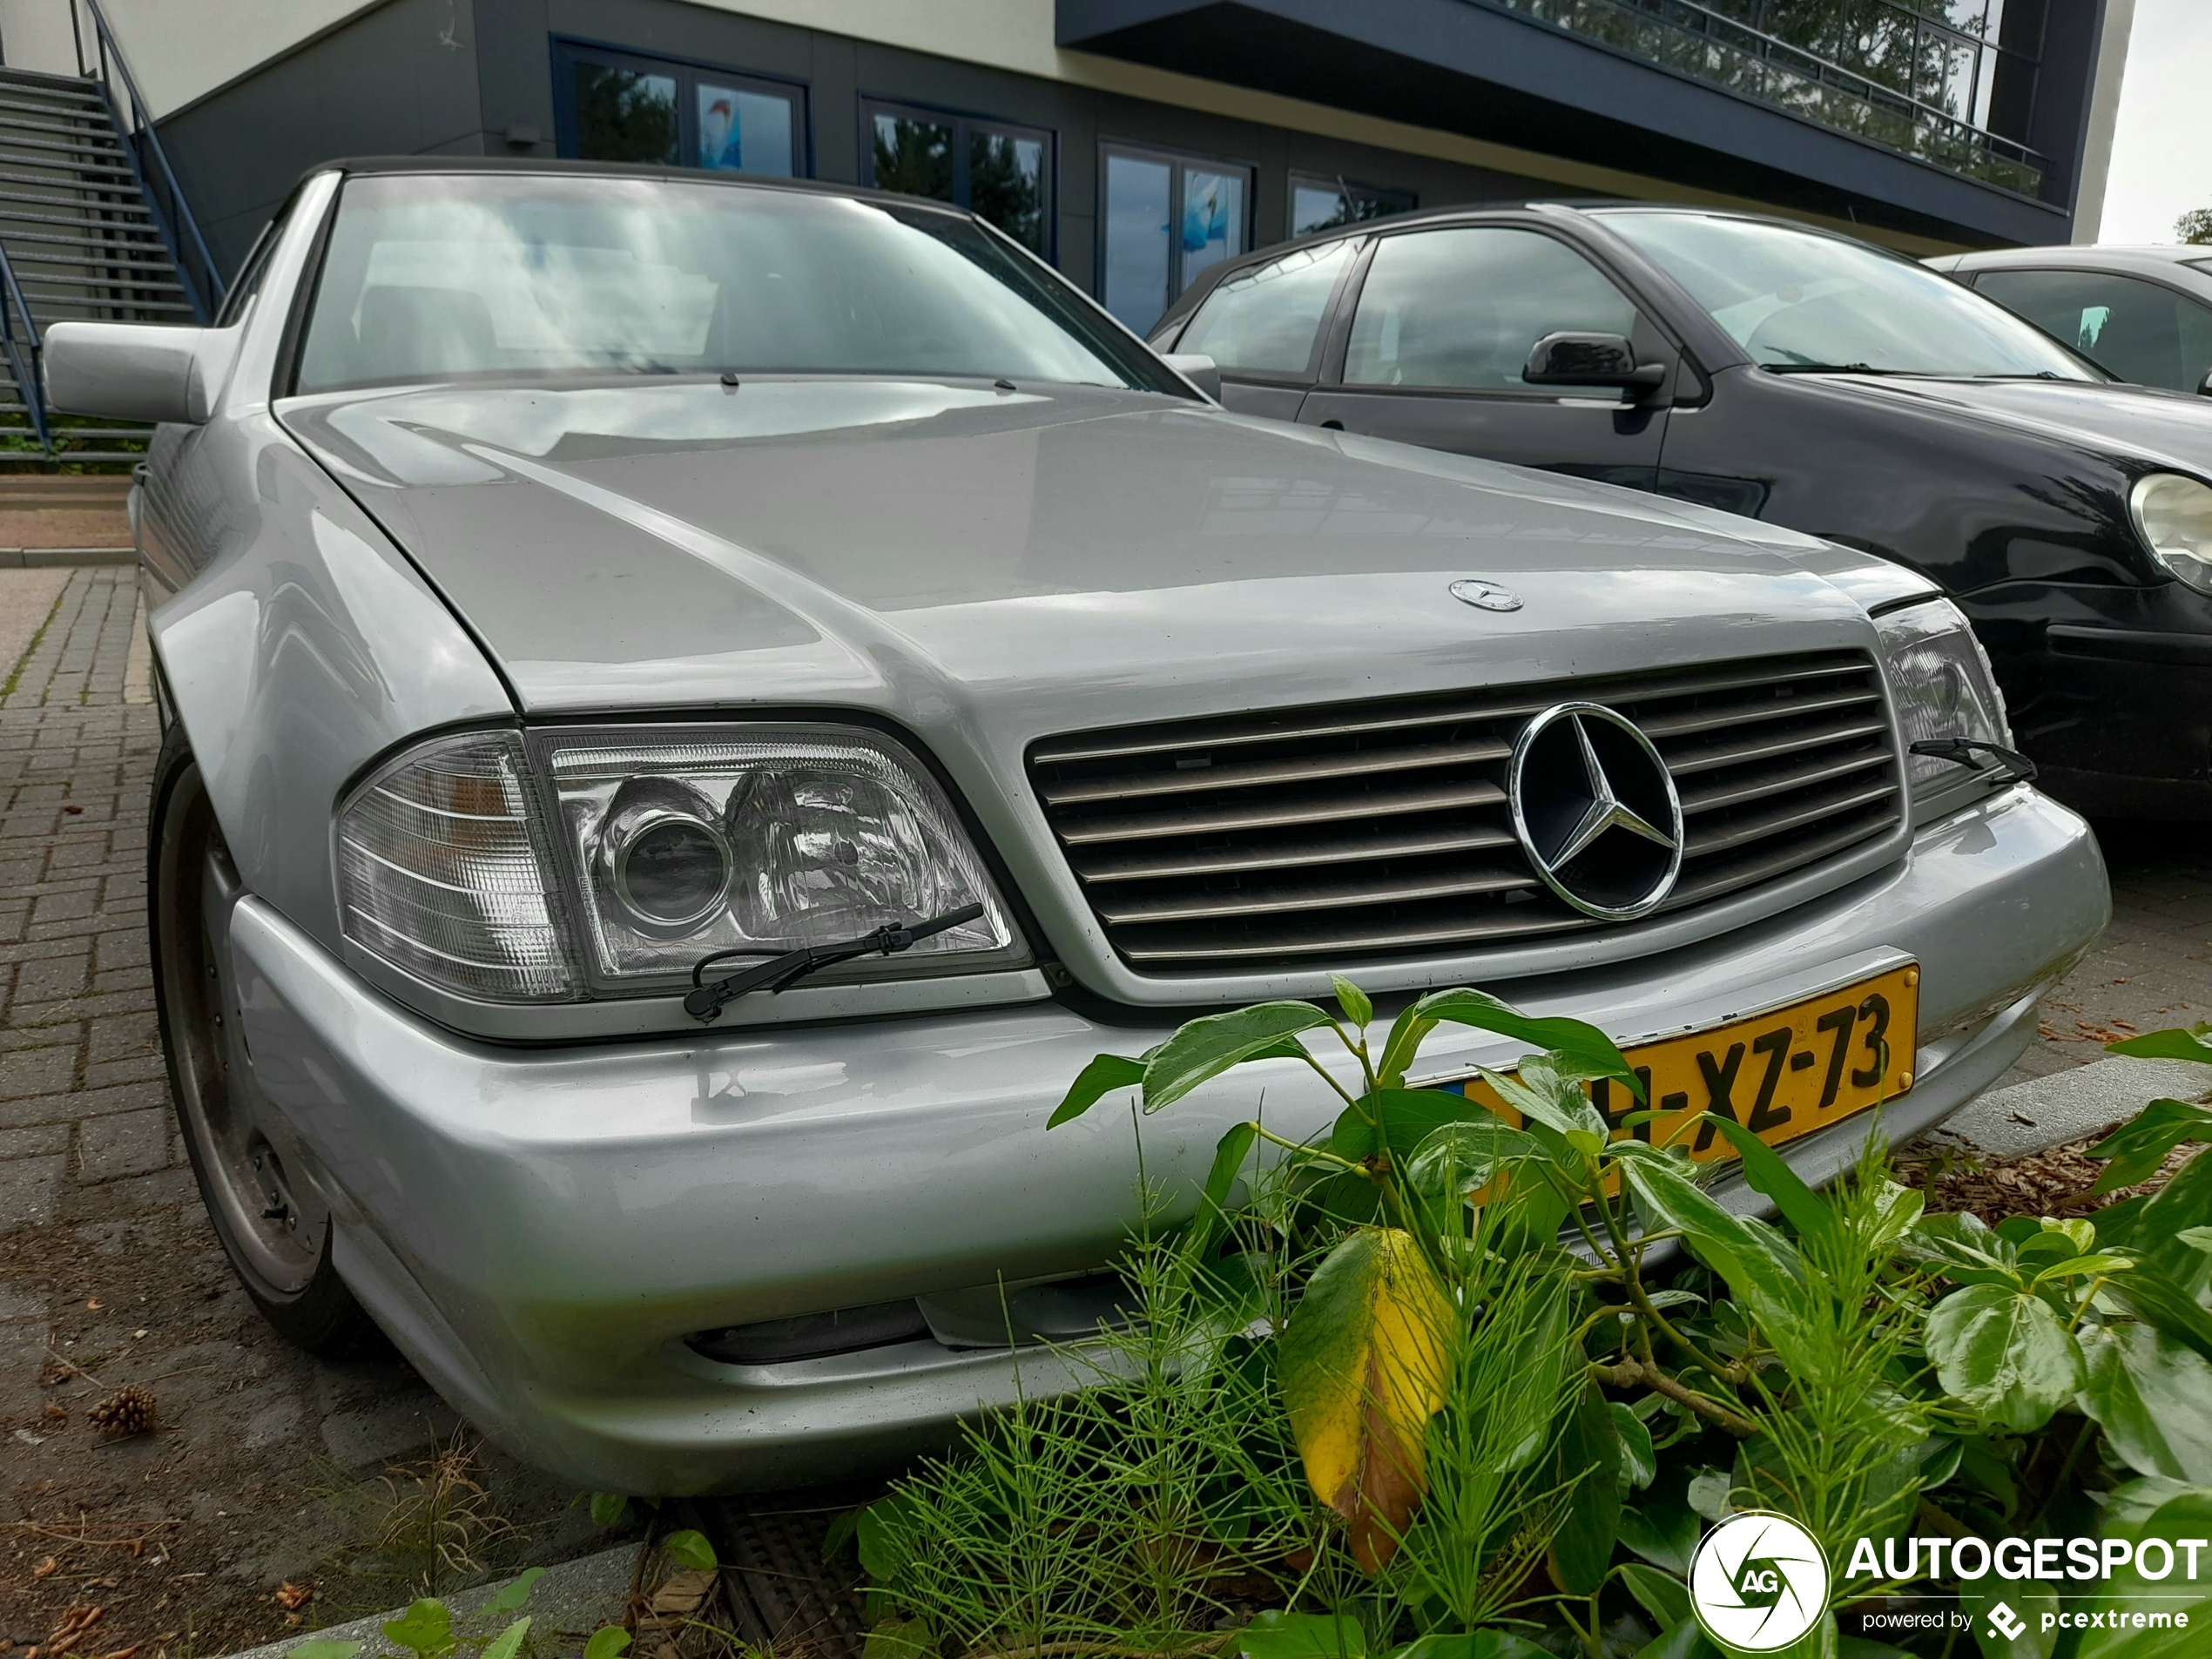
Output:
[
  {"xmin": 1344, "ymin": 227, "xmax": 1638, "ymax": 391},
  {"xmin": 1175, "ymin": 239, "xmax": 1353, "ymax": 379},
  {"xmin": 1973, "ymin": 268, "xmax": 2210, "ymax": 393}
]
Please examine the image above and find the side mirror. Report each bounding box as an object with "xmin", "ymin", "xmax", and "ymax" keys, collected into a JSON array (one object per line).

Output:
[
  {"xmin": 1159, "ymin": 352, "xmax": 1222, "ymax": 401},
  {"xmin": 2197, "ymin": 368, "xmax": 2212, "ymax": 399},
  {"xmin": 44, "ymin": 321, "xmax": 240, "ymax": 425},
  {"xmin": 1523, "ymin": 331, "xmax": 1668, "ymax": 400}
]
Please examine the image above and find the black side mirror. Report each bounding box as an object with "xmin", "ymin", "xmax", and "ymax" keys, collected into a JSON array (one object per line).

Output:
[{"xmin": 1523, "ymin": 331, "xmax": 1669, "ymax": 400}]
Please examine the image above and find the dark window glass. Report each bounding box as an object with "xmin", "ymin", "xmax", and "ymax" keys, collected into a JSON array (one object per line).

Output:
[
  {"xmin": 862, "ymin": 102, "xmax": 1053, "ymax": 256},
  {"xmin": 1289, "ymin": 173, "xmax": 1415, "ymax": 238},
  {"xmin": 556, "ymin": 43, "xmax": 802, "ymax": 179},
  {"xmin": 293, "ymin": 172, "xmax": 1186, "ymax": 396},
  {"xmin": 1099, "ymin": 145, "xmax": 1251, "ymax": 334},
  {"xmin": 1345, "ymin": 227, "xmax": 1635, "ymax": 390},
  {"xmin": 574, "ymin": 64, "xmax": 678, "ymax": 165},
  {"xmin": 1177, "ymin": 239, "xmax": 1352, "ymax": 377},
  {"xmin": 1973, "ymin": 267, "xmax": 2212, "ymax": 394}
]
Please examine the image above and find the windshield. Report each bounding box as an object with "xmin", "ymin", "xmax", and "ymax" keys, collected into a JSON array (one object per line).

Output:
[
  {"xmin": 1597, "ymin": 211, "xmax": 2096, "ymax": 380},
  {"xmin": 295, "ymin": 172, "xmax": 1184, "ymax": 396}
]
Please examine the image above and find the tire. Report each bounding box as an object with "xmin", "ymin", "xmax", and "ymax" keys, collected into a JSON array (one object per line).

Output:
[{"xmin": 150, "ymin": 725, "xmax": 383, "ymax": 1356}]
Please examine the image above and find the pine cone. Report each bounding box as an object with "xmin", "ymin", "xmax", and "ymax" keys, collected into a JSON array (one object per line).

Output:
[{"xmin": 87, "ymin": 1385, "xmax": 156, "ymax": 1436}]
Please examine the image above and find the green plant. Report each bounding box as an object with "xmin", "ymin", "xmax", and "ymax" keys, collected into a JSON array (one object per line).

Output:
[{"xmin": 282, "ymin": 1564, "xmax": 632, "ymax": 1659}]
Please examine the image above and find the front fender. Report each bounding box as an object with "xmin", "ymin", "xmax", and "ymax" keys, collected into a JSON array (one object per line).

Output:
[{"xmin": 144, "ymin": 408, "xmax": 511, "ymax": 954}]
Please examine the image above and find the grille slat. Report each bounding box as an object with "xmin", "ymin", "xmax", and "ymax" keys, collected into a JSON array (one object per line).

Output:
[{"xmin": 1029, "ymin": 650, "xmax": 1903, "ymax": 974}]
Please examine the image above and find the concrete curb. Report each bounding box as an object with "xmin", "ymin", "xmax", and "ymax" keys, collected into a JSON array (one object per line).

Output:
[
  {"xmin": 220, "ymin": 1544, "xmax": 638, "ymax": 1659},
  {"xmin": 0, "ymin": 546, "xmax": 133, "ymax": 567},
  {"xmin": 1927, "ymin": 1055, "xmax": 2212, "ymax": 1160}
]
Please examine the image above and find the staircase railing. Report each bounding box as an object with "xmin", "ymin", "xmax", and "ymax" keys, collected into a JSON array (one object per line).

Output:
[
  {"xmin": 67, "ymin": 0, "xmax": 226, "ymax": 322},
  {"xmin": 0, "ymin": 247, "xmax": 53, "ymax": 462}
]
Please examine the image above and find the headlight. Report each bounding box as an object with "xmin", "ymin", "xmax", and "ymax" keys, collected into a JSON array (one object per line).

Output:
[
  {"xmin": 336, "ymin": 725, "xmax": 1021, "ymax": 1004},
  {"xmin": 2130, "ymin": 473, "xmax": 2212, "ymax": 594},
  {"xmin": 548, "ymin": 725, "xmax": 1018, "ymax": 989},
  {"xmin": 1872, "ymin": 598, "xmax": 2013, "ymax": 806}
]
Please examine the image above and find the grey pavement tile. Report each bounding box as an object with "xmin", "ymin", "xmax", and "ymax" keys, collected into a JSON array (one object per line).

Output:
[
  {"xmin": 0, "ymin": 1043, "xmax": 76, "ymax": 1099},
  {"xmin": 0, "ymin": 1150, "xmax": 65, "ymax": 1228},
  {"xmin": 0, "ymin": 1122, "xmax": 70, "ymax": 1157},
  {"xmin": 76, "ymin": 1107, "xmax": 172, "ymax": 1183}
]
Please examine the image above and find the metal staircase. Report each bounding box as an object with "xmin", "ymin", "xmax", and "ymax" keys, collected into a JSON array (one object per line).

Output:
[{"xmin": 0, "ymin": 0, "xmax": 225, "ymax": 467}]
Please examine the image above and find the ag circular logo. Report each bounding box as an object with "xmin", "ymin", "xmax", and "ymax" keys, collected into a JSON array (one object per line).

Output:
[{"xmin": 1689, "ymin": 1512, "xmax": 1831, "ymax": 1652}]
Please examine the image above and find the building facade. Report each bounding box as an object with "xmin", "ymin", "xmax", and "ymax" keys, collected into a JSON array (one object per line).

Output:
[{"xmin": 0, "ymin": 0, "xmax": 2139, "ymax": 336}]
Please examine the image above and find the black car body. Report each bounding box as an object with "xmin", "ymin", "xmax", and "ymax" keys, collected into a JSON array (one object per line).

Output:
[{"xmin": 1149, "ymin": 204, "xmax": 2212, "ymax": 819}]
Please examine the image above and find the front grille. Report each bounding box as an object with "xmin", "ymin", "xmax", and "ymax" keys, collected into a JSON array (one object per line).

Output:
[{"xmin": 1028, "ymin": 651, "xmax": 1902, "ymax": 973}]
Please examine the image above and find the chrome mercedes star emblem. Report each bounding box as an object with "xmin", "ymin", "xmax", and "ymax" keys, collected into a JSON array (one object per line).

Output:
[
  {"xmin": 1449, "ymin": 578, "xmax": 1523, "ymax": 612},
  {"xmin": 1507, "ymin": 702, "xmax": 1684, "ymax": 921}
]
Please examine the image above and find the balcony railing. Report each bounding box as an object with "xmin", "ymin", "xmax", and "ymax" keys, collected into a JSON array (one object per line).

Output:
[{"xmin": 1478, "ymin": 0, "xmax": 2047, "ymax": 195}]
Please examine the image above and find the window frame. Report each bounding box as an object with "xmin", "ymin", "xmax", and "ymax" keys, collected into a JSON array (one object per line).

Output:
[
  {"xmin": 550, "ymin": 37, "xmax": 811, "ymax": 179},
  {"xmin": 1966, "ymin": 264, "xmax": 2212, "ymax": 390},
  {"xmin": 858, "ymin": 97, "xmax": 1056, "ymax": 261},
  {"xmin": 1321, "ymin": 216, "xmax": 1670, "ymax": 399},
  {"xmin": 1096, "ymin": 140, "xmax": 1257, "ymax": 336},
  {"xmin": 1173, "ymin": 233, "xmax": 1366, "ymax": 388},
  {"xmin": 1287, "ymin": 171, "xmax": 1417, "ymax": 239}
]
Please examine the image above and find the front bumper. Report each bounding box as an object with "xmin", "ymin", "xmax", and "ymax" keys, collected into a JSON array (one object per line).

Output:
[{"xmin": 228, "ymin": 784, "xmax": 2107, "ymax": 1494}]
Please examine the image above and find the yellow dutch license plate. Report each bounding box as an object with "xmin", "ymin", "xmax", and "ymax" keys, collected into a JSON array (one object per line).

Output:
[{"xmin": 1430, "ymin": 963, "xmax": 1921, "ymax": 1163}]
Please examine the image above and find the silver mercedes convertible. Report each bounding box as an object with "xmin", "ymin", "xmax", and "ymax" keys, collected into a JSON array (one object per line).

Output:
[{"xmin": 47, "ymin": 158, "xmax": 2107, "ymax": 1494}]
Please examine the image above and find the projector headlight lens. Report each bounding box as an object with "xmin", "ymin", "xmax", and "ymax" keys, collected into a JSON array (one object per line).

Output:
[{"xmin": 2130, "ymin": 472, "xmax": 2212, "ymax": 595}]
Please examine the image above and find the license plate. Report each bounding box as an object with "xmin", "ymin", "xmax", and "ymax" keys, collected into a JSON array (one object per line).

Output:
[{"xmin": 1427, "ymin": 963, "xmax": 1920, "ymax": 1163}]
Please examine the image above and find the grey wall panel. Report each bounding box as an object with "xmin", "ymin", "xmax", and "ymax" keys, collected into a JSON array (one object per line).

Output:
[{"xmin": 158, "ymin": 0, "xmax": 490, "ymax": 270}]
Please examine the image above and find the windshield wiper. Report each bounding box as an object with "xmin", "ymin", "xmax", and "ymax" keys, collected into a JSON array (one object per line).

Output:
[
  {"xmin": 683, "ymin": 902, "xmax": 988, "ymax": 1024},
  {"xmin": 1761, "ymin": 361, "xmax": 1915, "ymax": 375}
]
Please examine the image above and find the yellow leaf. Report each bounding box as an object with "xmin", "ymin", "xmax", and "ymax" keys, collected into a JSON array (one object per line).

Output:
[{"xmin": 1278, "ymin": 1226, "xmax": 1454, "ymax": 1572}]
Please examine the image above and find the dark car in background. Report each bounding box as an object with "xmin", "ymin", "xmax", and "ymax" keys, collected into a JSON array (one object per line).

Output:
[
  {"xmin": 1928, "ymin": 244, "xmax": 2212, "ymax": 399},
  {"xmin": 1148, "ymin": 205, "xmax": 2212, "ymax": 819}
]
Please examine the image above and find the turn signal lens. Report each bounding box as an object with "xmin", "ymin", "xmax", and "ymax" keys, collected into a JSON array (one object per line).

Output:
[
  {"xmin": 2130, "ymin": 473, "xmax": 2212, "ymax": 595},
  {"xmin": 336, "ymin": 732, "xmax": 577, "ymax": 1001}
]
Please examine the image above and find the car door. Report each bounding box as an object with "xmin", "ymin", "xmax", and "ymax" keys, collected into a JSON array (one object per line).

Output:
[
  {"xmin": 1969, "ymin": 266, "xmax": 2212, "ymax": 395},
  {"xmin": 1295, "ymin": 221, "xmax": 1682, "ymax": 489},
  {"xmin": 1162, "ymin": 235, "xmax": 1359, "ymax": 421}
]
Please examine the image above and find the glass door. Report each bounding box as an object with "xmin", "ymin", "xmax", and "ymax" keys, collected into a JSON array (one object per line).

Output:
[{"xmin": 1098, "ymin": 144, "xmax": 1252, "ymax": 334}]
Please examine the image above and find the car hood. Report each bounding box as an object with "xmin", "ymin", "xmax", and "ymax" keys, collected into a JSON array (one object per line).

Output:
[
  {"xmin": 279, "ymin": 378, "xmax": 1887, "ymax": 734},
  {"xmin": 1781, "ymin": 372, "xmax": 2212, "ymax": 473}
]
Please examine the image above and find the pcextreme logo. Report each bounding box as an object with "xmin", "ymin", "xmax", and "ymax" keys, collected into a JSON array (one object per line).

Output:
[{"xmin": 1689, "ymin": 1513, "xmax": 1831, "ymax": 1652}]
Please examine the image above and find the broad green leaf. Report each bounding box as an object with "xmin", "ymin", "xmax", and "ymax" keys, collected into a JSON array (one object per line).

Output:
[
  {"xmin": 1618, "ymin": 1562, "xmax": 1692, "ymax": 1631},
  {"xmin": 863, "ymin": 1617, "xmax": 935, "ymax": 1659},
  {"xmin": 1332, "ymin": 1089, "xmax": 1491, "ymax": 1162},
  {"xmin": 284, "ymin": 1644, "xmax": 361, "ymax": 1659},
  {"xmin": 484, "ymin": 1567, "xmax": 545, "ymax": 1615},
  {"xmin": 1614, "ymin": 1143, "xmax": 1806, "ymax": 1355},
  {"xmin": 853, "ymin": 1494, "xmax": 917, "ymax": 1584},
  {"xmin": 1048, "ymin": 1052, "xmax": 1147, "ymax": 1127},
  {"xmin": 1919, "ymin": 1435, "xmax": 1963, "ymax": 1490},
  {"xmin": 1144, "ymin": 1002, "xmax": 1335, "ymax": 1112},
  {"xmin": 480, "ymin": 1618, "xmax": 530, "ymax": 1659},
  {"xmin": 1391, "ymin": 1636, "xmax": 1549, "ymax": 1659},
  {"xmin": 2077, "ymin": 1322, "xmax": 2212, "ymax": 1484},
  {"xmin": 1632, "ymin": 1624, "xmax": 1718, "ymax": 1659},
  {"xmin": 1619, "ymin": 1489, "xmax": 1700, "ymax": 1575},
  {"xmin": 1238, "ymin": 1610, "xmax": 1368, "ymax": 1659},
  {"xmin": 2182, "ymin": 1227, "xmax": 2212, "ymax": 1253},
  {"xmin": 582, "ymin": 1629, "xmax": 633, "ymax": 1659},
  {"xmin": 1278, "ymin": 1226, "xmax": 1454, "ymax": 1574},
  {"xmin": 1183, "ymin": 1120, "xmax": 1260, "ymax": 1264},
  {"xmin": 587, "ymin": 1491, "xmax": 628, "ymax": 1527},
  {"xmin": 1958, "ymin": 1580, "xmax": 2057, "ymax": 1659},
  {"xmin": 1924, "ymin": 1283, "xmax": 2086, "ymax": 1433},
  {"xmin": 663, "ymin": 1527, "xmax": 717, "ymax": 1571},
  {"xmin": 2129, "ymin": 1149, "xmax": 2212, "ymax": 1294},
  {"xmin": 2089, "ymin": 1098, "xmax": 2212, "ymax": 1191},
  {"xmin": 1332, "ymin": 975, "xmax": 1373, "ymax": 1030},
  {"xmin": 2106, "ymin": 1023, "xmax": 2212, "ymax": 1065},
  {"xmin": 1404, "ymin": 1117, "xmax": 1543, "ymax": 1201},
  {"xmin": 1390, "ymin": 987, "xmax": 1639, "ymax": 1095},
  {"xmin": 381, "ymin": 1600, "xmax": 455, "ymax": 1659},
  {"xmin": 2076, "ymin": 1487, "xmax": 2212, "ymax": 1659},
  {"xmin": 1610, "ymin": 1399, "xmax": 1657, "ymax": 1489},
  {"xmin": 2114, "ymin": 1267, "xmax": 2212, "ymax": 1378},
  {"xmin": 1685, "ymin": 1467, "xmax": 1733, "ymax": 1522},
  {"xmin": 1698, "ymin": 1116, "xmax": 1841, "ymax": 1258},
  {"xmin": 1548, "ymin": 1379, "xmax": 1622, "ymax": 1595}
]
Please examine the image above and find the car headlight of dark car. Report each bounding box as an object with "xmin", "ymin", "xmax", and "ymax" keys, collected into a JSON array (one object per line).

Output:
[
  {"xmin": 335, "ymin": 725, "xmax": 1021, "ymax": 1003},
  {"xmin": 1871, "ymin": 598, "xmax": 2014, "ymax": 815},
  {"xmin": 2129, "ymin": 473, "xmax": 2212, "ymax": 596}
]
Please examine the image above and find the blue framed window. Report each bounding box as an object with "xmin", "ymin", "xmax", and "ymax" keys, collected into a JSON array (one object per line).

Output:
[
  {"xmin": 553, "ymin": 40, "xmax": 806, "ymax": 178},
  {"xmin": 1098, "ymin": 142, "xmax": 1252, "ymax": 334}
]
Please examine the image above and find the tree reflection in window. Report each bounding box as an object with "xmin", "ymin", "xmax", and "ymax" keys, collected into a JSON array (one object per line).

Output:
[
  {"xmin": 971, "ymin": 131, "xmax": 1045, "ymax": 253},
  {"xmin": 872, "ymin": 114, "xmax": 954, "ymax": 203},
  {"xmin": 574, "ymin": 64, "xmax": 678, "ymax": 165}
]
